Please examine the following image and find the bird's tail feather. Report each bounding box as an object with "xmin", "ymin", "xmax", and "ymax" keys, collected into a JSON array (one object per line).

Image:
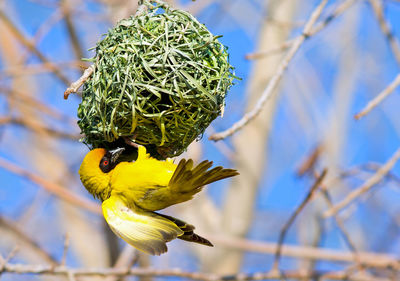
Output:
[
  {"xmin": 157, "ymin": 213, "xmax": 213, "ymax": 247},
  {"xmin": 169, "ymin": 159, "xmax": 239, "ymax": 196}
]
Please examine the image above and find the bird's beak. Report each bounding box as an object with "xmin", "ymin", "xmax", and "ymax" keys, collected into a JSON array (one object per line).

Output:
[{"xmin": 109, "ymin": 147, "xmax": 125, "ymax": 163}]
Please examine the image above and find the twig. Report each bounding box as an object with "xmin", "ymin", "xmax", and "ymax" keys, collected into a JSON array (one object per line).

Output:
[
  {"xmin": 245, "ymin": 0, "xmax": 356, "ymax": 61},
  {"xmin": 63, "ymin": 65, "xmax": 95, "ymax": 99},
  {"xmin": 61, "ymin": 233, "xmax": 70, "ymax": 266},
  {"xmin": 208, "ymin": 235, "xmax": 400, "ymax": 269},
  {"xmin": 297, "ymin": 145, "xmax": 323, "ymax": 176},
  {"xmin": 209, "ymin": 0, "xmax": 329, "ymax": 141},
  {"xmin": 320, "ymin": 188, "xmax": 363, "ymax": 266},
  {"xmin": 0, "ymin": 157, "xmax": 101, "ymax": 215},
  {"xmin": 369, "ymin": 0, "xmax": 400, "ymax": 65},
  {"xmin": 0, "ymin": 10, "xmax": 70, "ymax": 86},
  {"xmin": 0, "ymin": 61, "xmax": 87, "ymax": 78},
  {"xmin": 272, "ymin": 169, "xmax": 328, "ymax": 270},
  {"xmin": 323, "ymin": 147, "xmax": 400, "ymax": 218},
  {"xmin": 1, "ymin": 262, "xmax": 394, "ymax": 281},
  {"xmin": 0, "ymin": 116, "xmax": 80, "ymax": 140},
  {"xmin": 0, "ymin": 216, "xmax": 58, "ymax": 265},
  {"xmin": 63, "ymin": 0, "xmax": 150, "ymax": 99},
  {"xmin": 61, "ymin": 0, "xmax": 84, "ymax": 60},
  {"xmin": 245, "ymin": 39, "xmax": 295, "ymax": 60},
  {"xmin": 354, "ymin": 72, "xmax": 400, "ymax": 120}
]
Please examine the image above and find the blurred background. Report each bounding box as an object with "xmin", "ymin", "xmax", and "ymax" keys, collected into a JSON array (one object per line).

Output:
[{"xmin": 1, "ymin": 0, "xmax": 400, "ymax": 280}]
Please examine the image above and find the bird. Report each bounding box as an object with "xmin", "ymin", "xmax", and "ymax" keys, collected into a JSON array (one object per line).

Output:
[{"xmin": 79, "ymin": 145, "xmax": 238, "ymax": 255}]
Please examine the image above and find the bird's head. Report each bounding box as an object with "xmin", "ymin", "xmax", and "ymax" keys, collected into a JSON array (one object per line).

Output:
[{"xmin": 79, "ymin": 147, "xmax": 125, "ymax": 201}]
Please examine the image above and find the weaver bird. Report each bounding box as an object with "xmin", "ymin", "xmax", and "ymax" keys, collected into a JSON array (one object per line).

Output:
[{"xmin": 79, "ymin": 146, "xmax": 238, "ymax": 255}]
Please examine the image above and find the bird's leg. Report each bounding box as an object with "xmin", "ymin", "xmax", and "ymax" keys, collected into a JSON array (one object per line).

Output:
[{"xmin": 123, "ymin": 135, "xmax": 139, "ymax": 148}]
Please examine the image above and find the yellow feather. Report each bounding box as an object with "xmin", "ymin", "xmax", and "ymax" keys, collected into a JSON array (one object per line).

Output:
[
  {"xmin": 79, "ymin": 145, "xmax": 238, "ymax": 255},
  {"xmin": 102, "ymin": 196, "xmax": 183, "ymax": 255}
]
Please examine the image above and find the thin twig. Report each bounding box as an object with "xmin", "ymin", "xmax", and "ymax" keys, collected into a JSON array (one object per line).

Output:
[
  {"xmin": 354, "ymin": 72, "xmax": 400, "ymax": 119},
  {"xmin": 1, "ymin": 263, "xmax": 394, "ymax": 281},
  {"xmin": 63, "ymin": 0, "xmax": 150, "ymax": 99},
  {"xmin": 324, "ymin": 147, "xmax": 400, "ymax": 218},
  {"xmin": 209, "ymin": 0, "xmax": 329, "ymax": 141},
  {"xmin": 61, "ymin": 233, "xmax": 70, "ymax": 266},
  {"xmin": 208, "ymin": 235, "xmax": 400, "ymax": 269},
  {"xmin": 0, "ymin": 216, "xmax": 58, "ymax": 265},
  {"xmin": 0, "ymin": 10, "xmax": 70, "ymax": 86},
  {"xmin": 61, "ymin": 0, "xmax": 84, "ymax": 60},
  {"xmin": 0, "ymin": 157, "xmax": 101, "ymax": 215},
  {"xmin": 272, "ymin": 169, "xmax": 328, "ymax": 270},
  {"xmin": 245, "ymin": 0, "xmax": 356, "ymax": 61},
  {"xmin": 369, "ymin": 0, "xmax": 400, "ymax": 65},
  {"xmin": 63, "ymin": 65, "xmax": 95, "ymax": 99},
  {"xmin": 0, "ymin": 116, "xmax": 80, "ymax": 140}
]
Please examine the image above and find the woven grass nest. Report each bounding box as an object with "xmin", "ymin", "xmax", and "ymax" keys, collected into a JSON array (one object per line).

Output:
[{"xmin": 78, "ymin": 1, "xmax": 236, "ymax": 159}]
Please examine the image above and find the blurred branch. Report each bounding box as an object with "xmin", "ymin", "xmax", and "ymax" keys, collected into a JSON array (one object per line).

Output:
[
  {"xmin": 354, "ymin": 72, "xmax": 400, "ymax": 119},
  {"xmin": 324, "ymin": 146, "xmax": 400, "ymax": 218},
  {"xmin": 61, "ymin": 0, "xmax": 85, "ymax": 60},
  {"xmin": 0, "ymin": 61, "xmax": 87, "ymax": 78},
  {"xmin": 369, "ymin": 0, "xmax": 400, "ymax": 65},
  {"xmin": 245, "ymin": 0, "xmax": 356, "ymax": 60},
  {"xmin": 0, "ymin": 157, "xmax": 101, "ymax": 215},
  {"xmin": 0, "ymin": 116, "xmax": 80, "ymax": 140},
  {"xmin": 1, "ymin": 262, "xmax": 395, "ymax": 281},
  {"xmin": 209, "ymin": 0, "xmax": 329, "ymax": 141},
  {"xmin": 0, "ymin": 216, "xmax": 58, "ymax": 265},
  {"xmin": 1, "ymin": 87, "xmax": 78, "ymax": 126},
  {"xmin": 273, "ymin": 169, "xmax": 327, "ymax": 270},
  {"xmin": 63, "ymin": 0, "xmax": 150, "ymax": 99},
  {"xmin": 0, "ymin": 11, "xmax": 71, "ymax": 86},
  {"xmin": 209, "ymin": 235, "xmax": 400, "ymax": 269}
]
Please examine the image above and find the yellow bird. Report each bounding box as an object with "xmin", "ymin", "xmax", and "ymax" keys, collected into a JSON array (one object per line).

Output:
[{"xmin": 79, "ymin": 146, "xmax": 238, "ymax": 255}]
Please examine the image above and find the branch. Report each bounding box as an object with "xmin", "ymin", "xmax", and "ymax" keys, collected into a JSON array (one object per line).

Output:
[
  {"xmin": 273, "ymin": 169, "xmax": 327, "ymax": 269},
  {"xmin": 354, "ymin": 72, "xmax": 400, "ymax": 120},
  {"xmin": 369, "ymin": 0, "xmax": 400, "ymax": 65},
  {"xmin": 323, "ymin": 146, "xmax": 400, "ymax": 218},
  {"xmin": 63, "ymin": 65, "xmax": 95, "ymax": 99},
  {"xmin": 0, "ymin": 157, "xmax": 101, "ymax": 215},
  {"xmin": 0, "ymin": 10, "xmax": 70, "ymax": 86},
  {"xmin": 63, "ymin": 0, "xmax": 150, "ymax": 99},
  {"xmin": 0, "ymin": 116, "xmax": 80, "ymax": 140},
  {"xmin": 245, "ymin": 0, "xmax": 356, "ymax": 60},
  {"xmin": 209, "ymin": 0, "xmax": 329, "ymax": 141},
  {"xmin": 208, "ymin": 235, "xmax": 400, "ymax": 269},
  {"xmin": 1, "ymin": 263, "xmax": 395, "ymax": 281},
  {"xmin": 0, "ymin": 216, "xmax": 58, "ymax": 265}
]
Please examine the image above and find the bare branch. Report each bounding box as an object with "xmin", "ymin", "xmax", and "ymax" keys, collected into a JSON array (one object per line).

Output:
[
  {"xmin": 0, "ymin": 116, "xmax": 80, "ymax": 140},
  {"xmin": 63, "ymin": 65, "xmax": 95, "ymax": 99},
  {"xmin": 0, "ymin": 216, "xmax": 58, "ymax": 265},
  {"xmin": 354, "ymin": 72, "xmax": 400, "ymax": 120},
  {"xmin": 0, "ymin": 10, "xmax": 71, "ymax": 86},
  {"xmin": 209, "ymin": 0, "xmax": 329, "ymax": 141},
  {"xmin": 0, "ymin": 157, "xmax": 101, "ymax": 215},
  {"xmin": 273, "ymin": 169, "xmax": 328, "ymax": 270},
  {"xmin": 208, "ymin": 235, "xmax": 400, "ymax": 269},
  {"xmin": 369, "ymin": 0, "xmax": 400, "ymax": 65},
  {"xmin": 246, "ymin": 0, "xmax": 356, "ymax": 61},
  {"xmin": 1, "ymin": 262, "xmax": 395, "ymax": 281},
  {"xmin": 324, "ymin": 146, "xmax": 400, "ymax": 218}
]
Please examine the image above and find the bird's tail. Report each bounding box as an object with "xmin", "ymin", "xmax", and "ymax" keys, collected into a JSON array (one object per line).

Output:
[
  {"xmin": 168, "ymin": 159, "xmax": 239, "ymax": 202},
  {"xmin": 157, "ymin": 213, "xmax": 213, "ymax": 247}
]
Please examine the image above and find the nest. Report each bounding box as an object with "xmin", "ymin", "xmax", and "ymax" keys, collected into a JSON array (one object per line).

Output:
[{"xmin": 78, "ymin": 1, "xmax": 236, "ymax": 158}]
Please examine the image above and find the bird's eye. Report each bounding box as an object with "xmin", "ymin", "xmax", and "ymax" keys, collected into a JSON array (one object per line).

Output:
[{"xmin": 103, "ymin": 160, "xmax": 109, "ymax": 166}]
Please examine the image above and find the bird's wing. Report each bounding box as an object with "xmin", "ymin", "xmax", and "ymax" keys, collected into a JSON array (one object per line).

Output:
[{"xmin": 102, "ymin": 195, "xmax": 183, "ymax": 255}]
